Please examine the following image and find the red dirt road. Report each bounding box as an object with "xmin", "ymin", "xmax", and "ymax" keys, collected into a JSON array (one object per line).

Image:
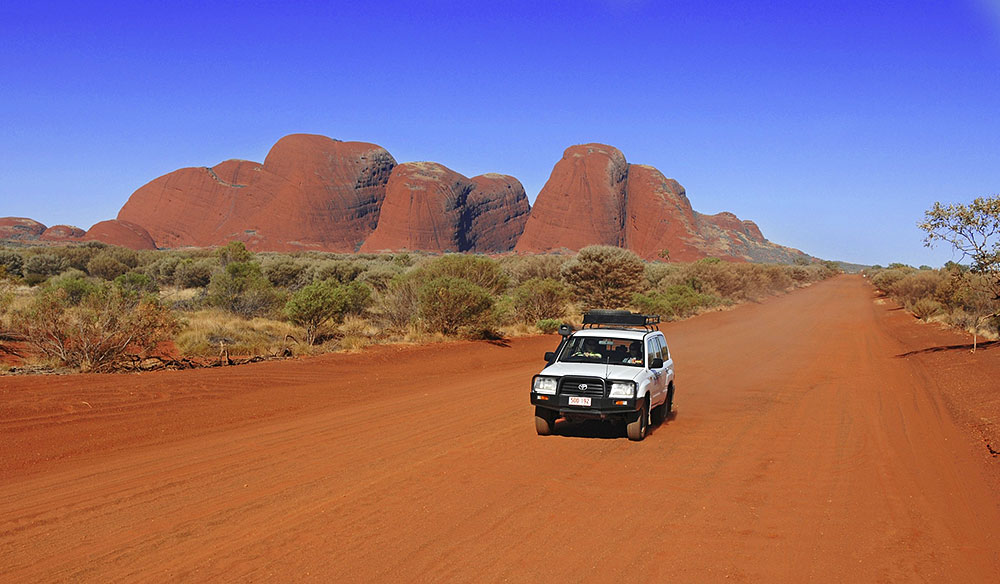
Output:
[{"xmin": 2, "ymin": 276, "xmax": 998, "ymax": 582}]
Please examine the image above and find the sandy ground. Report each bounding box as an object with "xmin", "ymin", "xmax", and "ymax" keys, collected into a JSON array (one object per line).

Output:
[{"xmin": 1, "ymin": 275, "xmax": 998, "ymax": 582}]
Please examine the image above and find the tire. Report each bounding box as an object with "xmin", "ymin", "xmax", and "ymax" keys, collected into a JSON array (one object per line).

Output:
[
  {"xmin": 665, "ymin": 383, "xmax": 674, "ymax": 415},
  {"xmin": 626, "ymin": 399, "xmax": 648, "ymax": 441},
  {"xmin": 651, "ymin": 400, "xmax": 665, "ymax": 426},
  {"xmin": 535, "ymin": 407, "xmax": 556, "ymax": 436}
]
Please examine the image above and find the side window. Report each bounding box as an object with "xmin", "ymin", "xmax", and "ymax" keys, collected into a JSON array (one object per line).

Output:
[
  {"xmin": 658, "ymin": 336, "xmax": 669, "ymax": 361},
  {"xmin": 646, "ymin": 338, "xmax": 658, "ymax": 367}
]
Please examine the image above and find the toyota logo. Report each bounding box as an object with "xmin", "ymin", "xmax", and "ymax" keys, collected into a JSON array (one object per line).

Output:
[{"xmin": 579, "ymin": 384, "xmax": 588, "ymax": 391}]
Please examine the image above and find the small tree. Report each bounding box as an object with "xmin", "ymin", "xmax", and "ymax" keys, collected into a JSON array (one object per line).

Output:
[
  {"xmin": 920, "ymin": 195, "xmax": 1000, "ymax": 349},
  {"xmin": 216, "ymin": 241, "xmax": 254, "ymax": 267},
  {"xmin": 285, "ymin": 281, "xmax": 372, "ymax": 345},
  {"xmin": 560, "ymin": 245, "xmax": 647, "ymax": 309}
]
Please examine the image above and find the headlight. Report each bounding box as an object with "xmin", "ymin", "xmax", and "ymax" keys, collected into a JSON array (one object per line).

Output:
[
  {"xmin": 608, "ymin": 381, "xmax": 635, "ymax": 398},
  {"xmin": 533, "ymin": 376, "xmax": 558, "ymax": 395}
]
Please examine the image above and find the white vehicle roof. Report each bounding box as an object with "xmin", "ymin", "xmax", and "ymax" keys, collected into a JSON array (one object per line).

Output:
[{"xmin": 571, "ymin": 328, "xmax": 657, "ymax": 341}]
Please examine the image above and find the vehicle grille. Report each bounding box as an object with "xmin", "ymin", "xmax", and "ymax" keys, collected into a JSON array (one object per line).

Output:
[{"xmin": 558, "ymin": 376, "xmax": 606, "ymax": 398}]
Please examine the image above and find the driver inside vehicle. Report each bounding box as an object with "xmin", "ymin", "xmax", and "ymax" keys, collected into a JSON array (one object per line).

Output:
[{"xmin": 572, "ymin": 338, "xmax": 603, "ymax": 359}]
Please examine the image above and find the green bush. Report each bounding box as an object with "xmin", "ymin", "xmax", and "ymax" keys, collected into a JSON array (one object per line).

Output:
[
  {"xmin": 499, "ymin": 254, "xmax": 569, "ymax": 285},
  {"xmin": 418, "ymin": 255, "xmax": 509, "ymax": 294},
  {"xmin": 263, "ymin": 259, "xmax": 310, "ymax": 289},
  {"xmin": 632, "ymin": 284, "xmax": 720, "ymax": 319},
  {"xmin": 216, "ymin": 241, "xmax": 254, "ymax": 266},
  {"xmin": 173, "ymin": 258, "xmax": 215, "ymax": 288},
  {"xmin": 207, "ymin": 261, "xmax": 286, "ymax": 318},
  {"xmin": 418, "ymin": 276, "xmax": 494, "ymax": 335},
  {"xmin": 47, "ymin": 270, "xmax": 99, "ymax": 305},
  {"xmin": 285, "ymin": 280, "xmax": 372, "ymax": 345},
  {"xmin": 560, "ymin": 245, "xmax": 647, "ymax": 309},
  {"xmin": 512, "ymin": 278, "xmax": 569, "ymax": 322},
  {"xmin": 536, "ymin": 319, "xmax": 562, "ymax": 334},
  {"xmin": 114, "ymin": 271, "xmax": 159, "ymax": 298},
  {"xmin": 0, "ymin": 250, "xmax": 24, "ymax": 276},
  {"xmin": 86, "ymin": 253, "xmax": 130, "ymax": 280},
  {"xmin": 24, "ymin": 253, "xmax": 67, "ymax": 280}
]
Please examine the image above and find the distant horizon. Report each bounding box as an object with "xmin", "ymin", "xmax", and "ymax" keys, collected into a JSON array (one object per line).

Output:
[{"xmin": 2, "ymin": 1, "xmax": 998, "ymax": 267}]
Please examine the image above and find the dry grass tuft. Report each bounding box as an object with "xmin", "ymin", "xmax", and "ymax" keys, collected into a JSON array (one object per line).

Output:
[{"xmin": 175, "ymin": 309, "xmax": 300, "ymax": 357}]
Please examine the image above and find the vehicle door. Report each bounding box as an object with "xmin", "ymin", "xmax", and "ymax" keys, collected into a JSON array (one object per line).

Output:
[
  {"xmin": 659, "ymin": 334, "xmax": 674, "ymax": 384},
  {"xmin": 646, "ymin": 336, "xmax": 666, "ymax": 405}
]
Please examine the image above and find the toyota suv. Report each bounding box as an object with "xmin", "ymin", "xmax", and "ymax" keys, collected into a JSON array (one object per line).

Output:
[{"xmin": 530, "ymin": 310, "xmax": 675, "ymax": 441}]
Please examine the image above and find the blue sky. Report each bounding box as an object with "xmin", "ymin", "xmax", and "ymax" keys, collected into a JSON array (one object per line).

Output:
[{"xmin": 1, "ymin": 0, "xmax": 998, "ymax": 266}]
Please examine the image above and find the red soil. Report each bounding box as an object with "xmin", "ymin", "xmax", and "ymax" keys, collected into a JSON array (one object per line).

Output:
[{"xmin": 1, "ymin": 276, "xmax": 997, "ymax": 582}]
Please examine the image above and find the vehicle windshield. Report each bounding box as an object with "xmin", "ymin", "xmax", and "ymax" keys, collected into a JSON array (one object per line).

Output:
[{"xmin": 559, "ymin": 336, "xmax": 644, "ymax": 367}]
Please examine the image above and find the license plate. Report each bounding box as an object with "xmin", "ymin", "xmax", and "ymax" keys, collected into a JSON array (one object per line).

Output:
[{"xmin": 568, "ymin": 396, "xmax": 592, "ymax": 407}]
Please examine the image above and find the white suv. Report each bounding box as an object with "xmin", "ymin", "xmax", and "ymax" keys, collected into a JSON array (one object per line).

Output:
[{"xmin": 530, "ymin": 310, "xmax": 675, "ymax": 441}]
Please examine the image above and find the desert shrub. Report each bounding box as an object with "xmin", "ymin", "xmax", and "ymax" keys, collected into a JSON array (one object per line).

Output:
[
  {"xmin": 357, "ymin": 262, "xmax": 404, "ymax": 291},
  {"xmin": 10, "ymin": 284, "xmax": 178, "ymax": 372},
  {"xmin": 315, "ymin": 259, "xmax": 365, "ymax": 284},
  {"xmin": 216, "ymin": 241, "xmax": 254, "ymax": 266},
  {"xmin": 23, "ymin": 253, "xmax": 67, "ymax": 281},
  {"xmin": 263, "ymin": 259, "xmax": 310, "ymax": 289},
  {"xmin": 285, "ymin": 280, "xmax": 372, "ymax": 345},
  {"xmin": 86, "ymin": 253, "xmax": 130, "ymax": 280},
  {"xmin": 418, "ymin": 276, "xmax": 494, "ymax": 335},
  {"xmin": 536, "ymin": 318, "xmax": 562, "ymax": 334},
  {"xmin": 500, "ymin": 254, "xmax": 569, "ymax": 285},
  {"xmin": 173, "ymin": 258, "xmax": 215, "ymax": 289},
  {"xmin": 644, "ymin": 262, "xmax": 678, "ymax": 288},
  {"xmin": 144, "ymin": 254, "xmax": 183, "ymax": 286},
  {"xmin": 372, "ymin": 275, "xmax": 421, "ymax": 330},
  {"xmin": 206, "ymin": 261, "xmax": 286, "ymax": 318},
  {"xmin": 512, "ymin": 278, "xmax": 569, "ymax": 322},
  {"xmin": 47, "ymin": 270, "xmax": 98, "ymax": 305},
  {"xmin": 0, "ymin": 250, "xmax": 25, "ymax": 276},
  {"xmin": 909, "ymin": 298, "xmax": 943, "ymax": 321},
  {"xmin": 891, "ymin": 271, "xmax": 945, "ymax": 307},
  {"xmin": 870, "ymin": 267, "xmax": 913, "ymax": 294},
  {"xmin": 632, "ymin": 284, "xmax": 720, "ymax": 319},
  {"xmin": 560, "ymin": 245, "xmax": 647, "ymax": 309},
  {"xmin": 114, "ymin": 271, "xmax": 159, "ymax": 297},
  {"xmin": 418, "ymin": 255, "xmax": 509, "ymax": 294}
]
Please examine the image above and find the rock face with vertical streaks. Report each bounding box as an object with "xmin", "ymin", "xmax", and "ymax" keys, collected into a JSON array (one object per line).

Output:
[
  {"xmin": 116, "ymin": 134, "xmax": 397, "ymax": 252},
  {"xmin": 516, "ymin": 143, "xmax": 808, "ymax": 262},
  {"xmin": 360, "ymin": 163, "xmax": 530, "ymax": 253}
]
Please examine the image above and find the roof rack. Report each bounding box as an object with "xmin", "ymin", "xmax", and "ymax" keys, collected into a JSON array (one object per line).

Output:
[{"xmin": 581, "ymin": 310, "xmax": 660, "ymax": 331}]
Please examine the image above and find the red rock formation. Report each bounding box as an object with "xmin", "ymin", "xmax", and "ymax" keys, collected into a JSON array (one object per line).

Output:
[
  {"xmin": 514, "ymin": 144, "xmax": 629, "ymax": 253},
  {"xmin": 82, "ymin": 220, "xmax": 157, "ymax": 250},
  {"xmin": 0, "ymin": 217, "xmax": 46, "ymax": 241},
  {"xmin": 40, "ymin": 225, "xmax": 86, "ymax": 241},
  {"xmin": 360, "ymin": 164, "xmax": 529, "ymax": 253},
  {"xmin": 515, "ymin": 144, "xmax": 807, "ymax": 263},
  {"xmin": 466, "ymin": 174, "xmax": 531, "ymax": 252},
  {"xmin": 117, "ymin": 134, "xmax": 396, "ymax": 251}
]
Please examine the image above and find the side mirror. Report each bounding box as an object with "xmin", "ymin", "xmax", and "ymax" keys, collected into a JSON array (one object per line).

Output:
[
  {"xmin": 544, "ymin": 351, "xmax": 555, "ymax": 362},
  {"xmin": 650, "ymin": 357, "xmax": 664, "ymax": 369}
]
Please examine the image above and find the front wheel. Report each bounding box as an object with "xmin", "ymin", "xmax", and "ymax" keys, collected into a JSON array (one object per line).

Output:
[
  {"xmin": 535, "ymin": 407, "xmax": 556, "ymax": 435},
  {"xmin": 626, "ymin": 400, "xmax": 648, "ymax": 441}
]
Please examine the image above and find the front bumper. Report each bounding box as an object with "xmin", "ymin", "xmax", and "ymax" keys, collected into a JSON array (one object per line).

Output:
[{"xmin": 531, "ymin": 392, "xmax": 640, "ymax": 419}]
